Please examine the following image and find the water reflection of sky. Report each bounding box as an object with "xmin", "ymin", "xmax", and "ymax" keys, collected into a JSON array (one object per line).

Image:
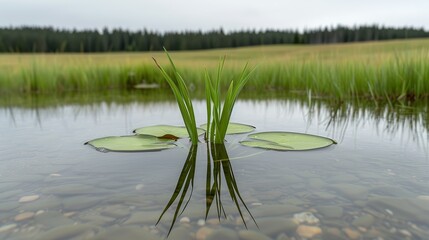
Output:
[
  {"xmin": 1, "ymin": 96, "xmax": 429, "ymax": 239},
  {"xmin": 1, "ymin": 99, "xmax": 428, "ymax": 157}
]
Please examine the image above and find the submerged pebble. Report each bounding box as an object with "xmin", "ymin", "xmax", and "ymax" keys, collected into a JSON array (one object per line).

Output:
[
  {"xmin": 206, "ymin": 219, "xmax": 221, "ymax": 225},
  {"xmin": 21, "ymin": 195, "xmax": 61, "ymax": 211},
  {"xmin": 63, "ymin": 212, "xmax": 76, "ymax": 217},
  {"xmin": 14, "ymin": 212, "xmax": 35, "ymax": 221},
  {"xmin": 179, "ymin": 217, "xmax": 190, "ymax": 223},
  {"xmin": 36, "ymin": 210, "xmax": 45, "ymax": 215},
  {"xmin": 0, "ymin": 224, "xmax": 17, "ymax": 233},
  {"xmin": 385, "ymin": 209, "xmax": 394, "ymax": 215},
  {"xmin": 197, "ymin": 219, "xmax": 206, "ymax": 226},
  {"xmin": 196, "ymin": 227, "xmax": 214, "ymax": 240},
  {"xmin": 296, "ymin": 225, "xmax": 322, "ymax": 238},
  {"xmin": 399, "ymin": 229, "xmax": 412, "ymax": 237},
  {"xmin": 293, "ymin": 212, "xmax": 319, "ymax": 224},
  {"xmin": 343, "ymin": 228, "xmax": 360, "ymax": 239},
  {"xmin": 18, "ymin": 195, "xmax": 40, "ymax": 203}
]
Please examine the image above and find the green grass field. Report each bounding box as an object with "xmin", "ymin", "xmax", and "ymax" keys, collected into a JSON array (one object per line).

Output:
[{"xmin": 1, "ymin": 38, "xmax": 428, "ymax": 101}]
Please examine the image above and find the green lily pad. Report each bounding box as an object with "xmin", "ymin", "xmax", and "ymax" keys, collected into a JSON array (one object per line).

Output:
[
  {"xmin": 85, "ymin": 135, "xmax": 176, "ymax": 152},
  {"xmin": 200, "ymin": 122, "xmax": 255, "ymax": 135},
  {"xmin": 134, "ymin": 125, "xmax": 205, "ymax": 139},
  {"xmin": 240, "ymin": 131, "xmax": 336, "ymax": 151}
]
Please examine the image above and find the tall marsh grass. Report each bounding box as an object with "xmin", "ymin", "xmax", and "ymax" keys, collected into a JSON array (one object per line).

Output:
[
  {"xmin": 250, "ymin": 52, "xmax": 429, "ymax": 101},
  {"xmin": 1, "ymin": 39, "xmax": 429, "ymax": 101}
]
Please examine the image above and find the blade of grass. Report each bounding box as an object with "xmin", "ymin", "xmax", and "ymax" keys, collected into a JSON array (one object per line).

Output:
[
  {"xmin": 153, "ymin": 56, "xmax": 198, "ymax": 144},
  {"xmin": 205, "ymin": 71, "xmax": 212, "ymax": 141},
  {"xmin": 218, "ymin": 65, "xmax": 255, "ymax": 140},
  {"xmin": 163, "ymin": 48, "xmax": 198, "ymax": 139}
]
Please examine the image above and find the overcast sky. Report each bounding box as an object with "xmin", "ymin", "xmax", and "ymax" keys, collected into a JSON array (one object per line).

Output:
[{"xmin": 1, "ymin": 0, "xmax": 428, "ymax": 32}]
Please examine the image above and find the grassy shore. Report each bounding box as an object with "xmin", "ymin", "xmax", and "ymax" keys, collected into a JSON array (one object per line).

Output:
[{"xmin": 1, "ymin": 39, "xmax": 428, "ymax": 101}]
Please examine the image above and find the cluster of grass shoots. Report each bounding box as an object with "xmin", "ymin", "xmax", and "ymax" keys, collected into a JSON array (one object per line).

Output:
[
  {"xmin": 154, "ymin": 49, "xmax": 253, "ymax": 144},
  {"xmin": 204, "ymin": 58, "xmax": 254, "ymax": 143}
]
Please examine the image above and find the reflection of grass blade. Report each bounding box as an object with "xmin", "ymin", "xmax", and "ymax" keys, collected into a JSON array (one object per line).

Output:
[
  {"xmin": 205, "ymin": 142, "xmax": 213, "ymax": 216},
  {"xmin": 204, "ymin": 143, "xmax": 256, "ymax": 228},
  {"xmin": 157, "ymin": 145, "xmax": 197, "ymax": 236},
  {"xmin": 205, "ymin": 143, "xmax": 227, "ymax": 220},
  {"xmin": 213, "ymin": 146, "xmax": 227, "ymax": 219},
  {"xmin": 168, "ymin": 170, "xmax": 194, "ymax": 234},
  {"xmin": 221, "ymin": 160, "xmax": 247, "ymax": 227},
  {"xmin": 222, "ymin": 160, "xmax": 258, "ymax": 228},
  {"xmin": 217, "ymin": 143, "xmax": 257, "ymax": 228}
]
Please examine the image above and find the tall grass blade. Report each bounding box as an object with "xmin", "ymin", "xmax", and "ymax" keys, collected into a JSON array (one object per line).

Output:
[
  {"xmin": 163, "ymin": 48, "xmax": 198, "ymax": 138},
  {"xmin": 205, "ymin": 59, "xmax": 255, "ymax": 143},
  {"xmin": 153, "ymin": 53, "xmax": 198, "ymax": 144}
]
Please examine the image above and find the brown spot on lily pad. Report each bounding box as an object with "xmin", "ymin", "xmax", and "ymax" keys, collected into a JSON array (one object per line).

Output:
[{"xmin": 159, "ymin": 134, "xmax": 179, "ymax": 140}]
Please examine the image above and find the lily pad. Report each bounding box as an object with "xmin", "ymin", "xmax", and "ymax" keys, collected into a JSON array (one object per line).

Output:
[
  {"xmin": 240, "ymin": 132, "xmax": 336, "ymax": 151},
  {"xmin": 134, "ymin": 125, "xmax": 205, "ymax": 139},
  {"xmin": 200, "ymin": 122, "xmax": 255, "ymax": 135},
  {"xmin": 85, "ymin": 135, "xmax": 176, "ymax": 152}
]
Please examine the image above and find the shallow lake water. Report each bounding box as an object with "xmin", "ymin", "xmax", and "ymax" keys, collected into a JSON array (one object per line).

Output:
[{"xmin": 0, "ymin": 91, "xmax": 428, "ymax": 240}]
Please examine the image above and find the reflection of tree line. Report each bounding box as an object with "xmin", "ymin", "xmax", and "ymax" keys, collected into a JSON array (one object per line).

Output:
[
  {"xmin": 157, "ymin": 143, "xmax": 257, "ymax": 236},
  {"xmin": 2, "ymin": 92, "xmax": 428, "ymax": 147}
]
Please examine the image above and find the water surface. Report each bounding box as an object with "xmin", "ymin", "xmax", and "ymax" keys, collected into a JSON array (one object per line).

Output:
[{"xmin": 0, "ymin": 91, "xmax": 428, "ymax": 239}]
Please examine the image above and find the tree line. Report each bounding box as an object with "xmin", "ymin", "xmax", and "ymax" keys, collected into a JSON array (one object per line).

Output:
[{"xmin": 0, "ymin": 25, "xmax": 428, "ymax": 52}]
